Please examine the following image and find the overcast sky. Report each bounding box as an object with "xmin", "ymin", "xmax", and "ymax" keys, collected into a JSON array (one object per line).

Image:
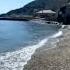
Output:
[{"xmin": 0, "ymin": 0, "xmax": 34, "ymax": 14}]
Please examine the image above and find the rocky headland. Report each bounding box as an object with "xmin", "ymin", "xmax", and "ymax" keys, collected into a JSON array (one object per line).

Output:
[{"xmin": 0, "ymin": 0, "xmax": 70, "ymax": 20}]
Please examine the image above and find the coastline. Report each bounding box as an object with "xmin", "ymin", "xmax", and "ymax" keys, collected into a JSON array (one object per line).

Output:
[
  {"xmin": 23, "ymin": 25, "xmax": 70, "ymax": 70},
  {"xmin": 0, "ymin": 17, "xmax": 29, "ymax": 21}
]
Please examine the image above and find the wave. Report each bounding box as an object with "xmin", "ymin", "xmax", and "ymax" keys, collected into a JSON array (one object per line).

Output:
[
  {"xmin": 51, "ymin": 31, "xmax": 63, "ymax": 38},
  {"xmin": 0, "ymin": 31, "xmax": 63, "ymax": 70}
]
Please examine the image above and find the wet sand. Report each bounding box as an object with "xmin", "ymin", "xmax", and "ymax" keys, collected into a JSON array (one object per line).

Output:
[{"xmin": 23, "ymin": 25, "xmax": 70, "ymax": 70}]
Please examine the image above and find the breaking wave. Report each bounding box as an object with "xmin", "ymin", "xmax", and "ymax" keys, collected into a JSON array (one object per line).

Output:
[{"xmin": 0, "ymin": 31, "xmax": 63, "ymax": 70}]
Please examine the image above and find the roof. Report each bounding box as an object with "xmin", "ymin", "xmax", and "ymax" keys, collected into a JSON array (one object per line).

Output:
[{"xmin": 36, "ymin": 10, "xmax": 56, "ymax": 14}]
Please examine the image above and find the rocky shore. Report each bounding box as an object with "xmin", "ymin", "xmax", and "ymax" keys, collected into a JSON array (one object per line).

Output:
[{"xmin": 23, "ymin": 25, "xmax": 70, "ymax": 70}]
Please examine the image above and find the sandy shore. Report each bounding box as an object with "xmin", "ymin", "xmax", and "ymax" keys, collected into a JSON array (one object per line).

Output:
[{"xmin": 23, "ymin": 25, "xmax": 70, "ymax": 70}]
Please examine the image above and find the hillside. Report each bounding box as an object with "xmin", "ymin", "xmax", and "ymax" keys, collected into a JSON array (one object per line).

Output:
[{"xmin": 0, "ymin": 0, "xmax": 70, "ymax": 17}]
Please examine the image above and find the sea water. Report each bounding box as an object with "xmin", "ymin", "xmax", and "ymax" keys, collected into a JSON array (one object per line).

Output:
[{"xmin": 0, "ymin": 20, "xmax": 62, "ymax": 70}]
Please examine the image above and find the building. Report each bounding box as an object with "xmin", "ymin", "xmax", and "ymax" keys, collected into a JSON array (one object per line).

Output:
[{"xmin": 36, "ymin": 10, "xmax": 56, "ymax": 21}]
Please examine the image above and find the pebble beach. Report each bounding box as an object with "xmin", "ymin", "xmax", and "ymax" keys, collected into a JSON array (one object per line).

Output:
[{"xmin": 23, "ymin": 25, "xmax": 70, "ymax": 70}]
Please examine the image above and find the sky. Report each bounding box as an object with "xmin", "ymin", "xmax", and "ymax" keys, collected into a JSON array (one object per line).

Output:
[{"xmin": 0, "ymin": 0, "xmax": 34, "ymax": 14}]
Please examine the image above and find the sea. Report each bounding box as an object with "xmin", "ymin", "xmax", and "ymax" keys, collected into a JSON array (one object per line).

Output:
[{"xmin": 0, "ymin": 20, "xmax": 62, "ymax": 70}]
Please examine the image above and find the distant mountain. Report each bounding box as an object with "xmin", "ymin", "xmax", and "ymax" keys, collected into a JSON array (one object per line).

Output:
[{"xmin": 0, "ymin": 0, "xmax": 70, "ymax": 17}]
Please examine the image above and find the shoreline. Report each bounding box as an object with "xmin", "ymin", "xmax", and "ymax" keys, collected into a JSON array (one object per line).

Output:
[
  {"xmin": 23, "ymin": 25, "xmax": 70, "ymax": 70},
  {"xmin": 0, "ymin": 17, "xmax": 29, "ymax": 21}
]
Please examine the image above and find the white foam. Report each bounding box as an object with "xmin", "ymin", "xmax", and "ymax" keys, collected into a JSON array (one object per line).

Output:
[
  {"xmin": 0, "ymin": 38, "xmax": 48, "ymax": 70},
  {"xmin": 0, "ymin": 31, "xmax": 63, "ymax": 70},
  {"xmin": 51, "ymin": 31, "xmax": 63, "ymax": 38}
]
